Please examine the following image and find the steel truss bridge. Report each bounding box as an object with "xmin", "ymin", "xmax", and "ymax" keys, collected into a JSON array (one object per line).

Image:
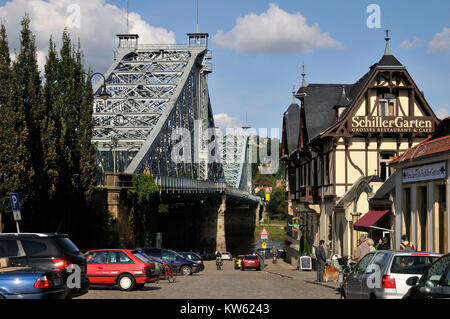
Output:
[{"xmin": 92, "ymin": 33, "xmax": 254, "ymax": 195}]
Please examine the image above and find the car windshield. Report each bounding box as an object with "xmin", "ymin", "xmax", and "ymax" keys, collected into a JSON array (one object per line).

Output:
[
  {"xmin": 419, "ymin": 255, "xmax": 450, "ymax": 285},
  {"xmin": 133, "ymin": 253, "xmax": 151, "ymax": 263},
  {"xmin": 390, "ymin": 255, "xmax": 440, "ymax": 274},
  {"xmin": 245, "ymin": 256, "xmax": 258, "ymax": 260}
]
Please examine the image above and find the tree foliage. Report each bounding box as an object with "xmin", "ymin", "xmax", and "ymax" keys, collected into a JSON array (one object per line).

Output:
[
  {"xmin": 0, "ymin": 17, "xmax": 102, "ymax": 249},
  {"xmin": 126, "ymin": 174, "xmax": 160, "ymax": 248}
]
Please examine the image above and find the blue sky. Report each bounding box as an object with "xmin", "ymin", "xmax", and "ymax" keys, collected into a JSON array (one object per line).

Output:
[{"xmin": 1, "ymin": 0, "xmax": 449, "ymax": 132}]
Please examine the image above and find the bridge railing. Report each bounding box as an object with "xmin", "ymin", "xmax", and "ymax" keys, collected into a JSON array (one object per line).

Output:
[{"xmin": 154, "ymin": 176, "xmax": 226, "ymax": 193}]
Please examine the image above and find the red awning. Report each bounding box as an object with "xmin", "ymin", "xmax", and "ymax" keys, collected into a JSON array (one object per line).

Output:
[{"xmin": 353, "ymin": 210, "xmax": 390, "ymax": 232}]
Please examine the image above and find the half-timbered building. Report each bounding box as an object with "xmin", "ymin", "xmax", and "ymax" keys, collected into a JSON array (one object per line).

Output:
[{"xmin": 281, "ymin": 32, "xmax": 440, "ymax": 261}]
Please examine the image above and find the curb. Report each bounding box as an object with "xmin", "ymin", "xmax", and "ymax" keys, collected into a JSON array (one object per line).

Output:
[
  {"xmin": 263, "ymin": 270, "xmax": 295, "ymax": 279},
  {"xmin": 305, "ymin": 280, "xmax": 341, "ymax": 291}
]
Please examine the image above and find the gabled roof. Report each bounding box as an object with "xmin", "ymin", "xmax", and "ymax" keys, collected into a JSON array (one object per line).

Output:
[
  {"xmin": 283, "ymin": 99, "xmax": 301, "ymax": 156},
  {"xmin": 297, "ymin": 83, "xmax": 352, "ymax": 141}
]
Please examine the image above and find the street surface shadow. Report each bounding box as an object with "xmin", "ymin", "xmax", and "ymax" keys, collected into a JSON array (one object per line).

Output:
[{"xmin": 88, "ymin": 285, "xmax": 161, "ymax": 291}]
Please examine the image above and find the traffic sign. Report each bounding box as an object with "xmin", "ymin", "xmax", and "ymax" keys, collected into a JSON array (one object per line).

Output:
[
  {"xmin": 9, "ymin": 193, "xmax": 20, "ymax": 212},
  {"xmin": 9, "ymin": 193, "xmax": 21, "ymax": 232},
  {"xmin": 262, "ymin": 241, "xmax": 267, "ymax": 249},
  {"xmin": 259, "ymin": 226, "xmax": 269, "ymax": 237},
  {"xmin": 13, "ymin": 211, "xmax": 22, "ymax": 221},
  {"xmin": 260, "ymin": 235, "xmax": 268, "ymax": 240}
]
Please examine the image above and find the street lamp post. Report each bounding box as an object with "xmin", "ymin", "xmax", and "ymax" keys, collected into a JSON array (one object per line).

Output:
[{"xmin": 89, "ymin": 72, "xmax": 109, "ymax": 101}]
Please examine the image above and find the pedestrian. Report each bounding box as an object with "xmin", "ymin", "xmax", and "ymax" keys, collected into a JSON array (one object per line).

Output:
[
  {"xmin": 400, "ymin": 235, "xmax": 415, "ymax": 251},
  {"xmin": 352, "ymin": 234, "xmax": 370, "ymax": 263},
  {"xmin": 271, "ymin": 245, "xmax": 278, "ymax": 264},
  {"xmin": 316, "ymin": 240, "xmax": 327, "ymax": 282},
  {"xmin": 367, "ymin": 238, "xmax": 376, "ymax": 252},
  {"xmin": 378, "ymin": 237, "xmax": 389, "ymax": 250}
]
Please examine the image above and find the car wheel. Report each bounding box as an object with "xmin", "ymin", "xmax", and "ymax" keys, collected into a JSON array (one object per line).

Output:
[
  {"xmin": 118, "ymin": 274, "xmax": 135, "ymax": 291},
  {"xmin": 180, "ymin": 265, "xmax": 192, "ymax": 276},
  {"xmin": 257, "ymin": 267, "xmax": 261, "ymax": 271}
]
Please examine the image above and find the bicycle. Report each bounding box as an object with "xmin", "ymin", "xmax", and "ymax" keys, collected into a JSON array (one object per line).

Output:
[{"xmin": 162, "ymin": 260, "xmax": 176, "ymax": 283}]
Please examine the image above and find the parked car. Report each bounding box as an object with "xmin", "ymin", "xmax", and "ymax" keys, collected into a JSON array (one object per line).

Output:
[
  {"xmin": 0, "ymin": 233, "xmax": 90, "ymax": 298},
  {"xmin": 241, "ymin": 255, "xmax": 261, "ymax": 271},
  {"xmin": 139, "ymin": 248, "xmax": 201, "ymax": 275},
  {"xmin": 134, "ymin": 250, "xmax": 164, "ymax": 278},
  {"xmin": 84, "ymin": 249, "xmax": 158, "ymax": 291},
  {"xmin": 234, "ymin": 255, "xmax": 244, "ymax": 269},
  {"xmin": 178, "ymin": 252, "xmax": 204, "ymax": 271},
  {"xmin": 221, "ymin": 252, "xmax": 232, "ymax": 261},
  {"xmin": 256, "ymin": 248, "xmax": 273, "ymax": 259},
  {"xmin": 341, "ymin": 250, "xmax": 441, "ymax": 299},
  {"xmin": 404, "ymin": 253, "xmax": 450, "ymax": 299},
  {"xmin": 0, "ymin": 257, "xmax": 66, "ymax": 299}
]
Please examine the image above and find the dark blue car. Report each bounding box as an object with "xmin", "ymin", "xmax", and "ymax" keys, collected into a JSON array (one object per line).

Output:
[
  {"xmin": 0, "ymin": 268, "xmax": 65, "ymax": 299},
  {"xmin": 140, "ymin": 248, "xmax": 201, "ymax": 276}
]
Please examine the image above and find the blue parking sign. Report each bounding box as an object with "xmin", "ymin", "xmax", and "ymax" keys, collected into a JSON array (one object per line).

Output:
[{"xmin": 9, "ymin": 193, "xmax": 20, "ymax": 212}]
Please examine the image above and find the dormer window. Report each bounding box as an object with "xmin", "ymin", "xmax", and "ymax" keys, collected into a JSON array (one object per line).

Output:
[{"xmin": 379, "ymin": 93, "xmax": 396, "ymax": 116}]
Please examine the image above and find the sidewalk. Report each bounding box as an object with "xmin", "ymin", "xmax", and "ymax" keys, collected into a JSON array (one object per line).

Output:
[{"xmin": 262, "ymin": 259, "xmax": 341, "ymax": 291}]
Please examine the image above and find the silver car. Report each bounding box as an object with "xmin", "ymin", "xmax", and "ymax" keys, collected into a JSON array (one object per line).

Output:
[{"xmin": 341, "ymin": 250, "xmax": 441, "ymax": 299}]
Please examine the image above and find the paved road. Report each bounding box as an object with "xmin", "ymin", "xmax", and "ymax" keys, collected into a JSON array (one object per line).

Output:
[{"xmin": 78, "ymin": 260, "xmax": 340, "ymax": 299}]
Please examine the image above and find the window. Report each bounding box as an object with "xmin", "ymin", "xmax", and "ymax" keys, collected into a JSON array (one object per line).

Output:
[
  {"xmin": 354, "ymin": 253, "xmax": 375, "ymax": 275},
  {"xmin": 54, "ymin": 237, "xmax": 80, "ymax": 254},
  {"xmin": 245, "ymin": 256, "xmax": 258, "ymax": 260},
  {"xmin": 162, "ymin": 250, "xmax": 179, "ymax": 260},
  {"xmin": 379, "ymin": 153, "xmax": 395, "ymax": 181},
  {"xmin": 419, "ymin": 255, "xmax": 450, "ymax": 286},
  {"xmin": 0, "ymin": 239, "xmax": 19, "ymax": 258},
  {"xmin": 87, "ymin": 251, "xmax": 108, "ymax": 264},
  {"xmin": 379, "ymin": 94, "xmax": 396, "ymax": 116},
  {"xmin": 21, "ymin": 240, "xmax": 47, "ymax": 256},
  {"xmin": 143, "ymin": 248, "xmax": 161, "ymax": 258},
  {"xmin": 390, "ymin": 255, "xmax": 439, "ymax": 274},
  {"xmin": 108, "ymin": 251, "xmax": 133, "ymax": 264},
  {"xmin": 325, "ymin": 153, "xmax": 330, "ymax": 185}
]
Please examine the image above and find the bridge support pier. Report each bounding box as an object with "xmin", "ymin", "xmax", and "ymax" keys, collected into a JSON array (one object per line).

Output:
[
  {"xmin": 255, "ymin": 202, "xmax": 261, "ymax": 226},
  {"xmin": 216, "ymin": 195, "xmax": 227, "ymax": 253}
]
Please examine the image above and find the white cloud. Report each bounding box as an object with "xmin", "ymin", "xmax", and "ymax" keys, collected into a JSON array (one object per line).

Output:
[
  {"xmin": 0, "ymin": 0, "xmax": 176, "ymax": 73},
  {"xmin": 400, "ymin": 36, "xmax": 423, "ymax": 50},
  {"xmin": 428, "ymin": 27, "xmax": 450, "ymax": 53},
  {"xmin": 437, "ymin": 107, "xmax": 449, "ymax": 119},
  {"xmin": 212, "ymin": 3, "xmax": 342, "ymax": 54},
  {"xmin": 213, "ymin": 113, "xmax": 242, "ymax": 131}
]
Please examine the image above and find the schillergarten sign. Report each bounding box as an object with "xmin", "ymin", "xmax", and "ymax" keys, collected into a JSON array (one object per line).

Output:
[{"xmin": 351, "ymin": 116, "xmax": 433, "ymax": 133}]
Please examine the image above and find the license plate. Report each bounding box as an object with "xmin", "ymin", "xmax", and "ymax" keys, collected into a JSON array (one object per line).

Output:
[{"xmin": 53, "ymin": 278, "xmax": 62, "ymax": 286}]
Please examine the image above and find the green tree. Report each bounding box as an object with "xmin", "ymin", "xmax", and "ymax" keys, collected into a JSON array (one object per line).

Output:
[
  {"xmin": 127, "ymin": 174, "xmax": 160, "ymax": 247},
  {"xmin": 266, "ymin": 186, "xmax": 286, "ymax": 220}
]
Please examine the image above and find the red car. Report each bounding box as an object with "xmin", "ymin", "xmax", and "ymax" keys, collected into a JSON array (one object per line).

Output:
[
  {"xmin": 84, "ymin": 249, "xmax": 158, "ymax": 291},
  {"xmin": 241, "ymin": 255, "xmax": 261, "ymax": 271}
]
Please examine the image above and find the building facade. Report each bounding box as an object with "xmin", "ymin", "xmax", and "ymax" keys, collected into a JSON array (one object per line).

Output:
[
  {"xmin": 390, "ymin": 118, "xmax": 449, "ymax": 254},
  {"xmin": 281, "ymin": 34, "xmax": 440, "ymax": 262}
]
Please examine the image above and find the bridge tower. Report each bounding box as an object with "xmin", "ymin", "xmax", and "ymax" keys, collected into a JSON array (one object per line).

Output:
[{"xmin": 92, "ymin": 33, "xmax": 222, "ymax": 181}]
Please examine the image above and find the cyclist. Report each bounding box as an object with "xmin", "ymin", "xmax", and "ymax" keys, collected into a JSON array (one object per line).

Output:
[{"xmin": 215, "ymin": 251, "xmax": 223, "ymax": 270}]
